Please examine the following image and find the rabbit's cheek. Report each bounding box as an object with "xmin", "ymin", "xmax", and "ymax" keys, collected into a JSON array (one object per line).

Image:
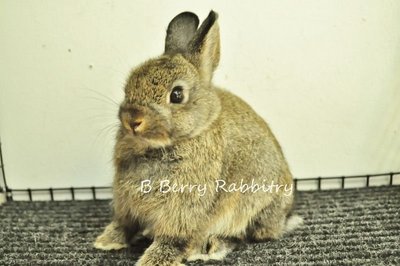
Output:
[{"xmin": 169, "ymin": 112, "xmax": 196, "ymax": 138}]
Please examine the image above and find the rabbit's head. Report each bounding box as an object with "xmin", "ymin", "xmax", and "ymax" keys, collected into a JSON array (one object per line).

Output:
[{"xmin": 118, "ymin": 11, "xmax": 221, "ymax": 149}]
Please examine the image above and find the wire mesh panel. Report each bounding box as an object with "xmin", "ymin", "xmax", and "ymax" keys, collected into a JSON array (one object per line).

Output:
[
  {"xmin": 2, "ymin": 172, "xmax": 398, "ymax": 202},
  {"xmin": 294, "ymin": 172, "xmax": 400, "ymax": 190},
  {"xmin": 1, "ymin": 141, "xmax": 399, "ymax": 201}
]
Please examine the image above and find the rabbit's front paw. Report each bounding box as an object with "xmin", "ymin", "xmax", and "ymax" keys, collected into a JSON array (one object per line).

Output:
[
  {"xmin": 135, "ymin": 255, "xmax": 185, "ymax": 266},
  {"xmin": 187, "ymin": 235, "xmax": 234, "ymax": 262},
  {"xmin": 93, "ymin": 221, "xmax": 128, "ymax": 251},
  {"xmin": 135, "ymin": 237, "xmax": 187, "ymax": 266},
  {"xmin": 94, "ymin": 239, "xmax": 127, "ymax": 251}
]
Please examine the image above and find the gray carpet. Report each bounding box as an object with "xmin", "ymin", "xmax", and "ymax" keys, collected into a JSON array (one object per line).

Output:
[{"xmin": 0, "ymin": 186, "xmax": 399, "ymax": 265}]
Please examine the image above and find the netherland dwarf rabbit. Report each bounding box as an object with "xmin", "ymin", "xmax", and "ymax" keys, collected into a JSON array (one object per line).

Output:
[{"xmin": 94, "ymin": 10, "xmax": 302, "ymax": 266}]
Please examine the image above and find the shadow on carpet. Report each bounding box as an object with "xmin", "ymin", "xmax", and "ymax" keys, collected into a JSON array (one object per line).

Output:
[{"xmin": 0, "ymin": 186, "xmax": 399, "ymax": 265}]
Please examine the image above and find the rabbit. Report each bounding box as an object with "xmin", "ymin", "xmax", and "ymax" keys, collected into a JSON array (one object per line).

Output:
[{"xmin": 94, "ymin": 10, "xmax": 302, "ymax": 266}]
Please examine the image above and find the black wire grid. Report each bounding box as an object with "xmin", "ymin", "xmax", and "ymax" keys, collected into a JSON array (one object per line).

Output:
[{"xmin": 0, "ymin": 142, "xmax": 399, "ymax": 202}]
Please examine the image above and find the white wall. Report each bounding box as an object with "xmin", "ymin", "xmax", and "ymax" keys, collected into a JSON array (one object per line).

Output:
[{"xmin": 1, "ymin": 0, "xmax": 399, "ymax": 191}]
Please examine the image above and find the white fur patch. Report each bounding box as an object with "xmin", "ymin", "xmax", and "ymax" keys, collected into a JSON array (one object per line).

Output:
[
  {"xmin": 284, "ymin": 215, "xmax": 304, "ymax": 234},
  {"xmin": 145, "ymin": 138, "xmax": 172, "ymax": 148},
  {"xmin": 93, "ymin": 241, "xmax": 127, "ymax": 251},
  {"xmin": 187, "ymin": 246, "xmax": 232, "ymax": 262}
]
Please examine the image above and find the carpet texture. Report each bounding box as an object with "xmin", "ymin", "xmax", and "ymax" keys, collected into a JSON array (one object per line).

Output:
[{"xmin": 0, "ymin": 186, "xmax": 399, "ymax": 265}]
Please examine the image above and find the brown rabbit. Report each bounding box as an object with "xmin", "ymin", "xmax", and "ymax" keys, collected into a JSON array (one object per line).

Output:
[{"xmin": 94, "ymin": 11, "xmax": 302, "ymax": 266}]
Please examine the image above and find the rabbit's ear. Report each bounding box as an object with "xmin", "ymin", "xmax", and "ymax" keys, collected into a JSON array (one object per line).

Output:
[
  {"xmin": 188, "ymin": 11, "xmax": 220, "ymax": 84},
  {"xmin": 165, "ymin": 12, "xmax": 199, "ymax": 54}
]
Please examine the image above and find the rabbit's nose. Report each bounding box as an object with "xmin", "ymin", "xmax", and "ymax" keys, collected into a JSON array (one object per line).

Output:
[{"xmin": 130, "ymin": 119, "xmax": 143, "ymax": 132}]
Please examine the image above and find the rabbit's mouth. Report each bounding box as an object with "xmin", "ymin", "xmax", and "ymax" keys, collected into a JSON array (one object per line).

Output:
[
  {"xmin": 120, "ymin": 117, "xmax": 172, "ymax": 150},
  {"xmin": 118, "ymin": 102, "xmax": 174, "ymax": 150},
  {"xmin": 120, "ymin": 121, "xmax": 172, "ymax": 148},
  {"xmin": 141, "ymin": 126, "xmax": 172, "ymax": 148}
]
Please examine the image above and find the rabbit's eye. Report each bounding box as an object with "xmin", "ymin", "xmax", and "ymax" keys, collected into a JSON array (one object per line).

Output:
[{"xmin": 170, "ymin": 86, "xmax": 184, "ymax": 104}]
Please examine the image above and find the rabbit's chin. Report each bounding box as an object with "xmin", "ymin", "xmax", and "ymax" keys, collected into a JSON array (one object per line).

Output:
[
  {"xmin": 140, "ymin": 129, "xmax": 173, "ymax": 149},
  {"xmin": 145, "ymin": 137, "xmax": 172, "ymax": 149}
]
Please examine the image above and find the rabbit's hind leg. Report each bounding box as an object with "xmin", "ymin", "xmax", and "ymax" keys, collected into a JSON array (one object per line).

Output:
[
  {"xmin": 246, "ymin": 196, "xmax": 301, "ymax": 242},
  {"xmin": 247, "ymin": 212, "xmax": 286, "ymax": 241},
  {"xmin": 246, "ymin": 197, "xmax": 289, "ymax": 241}
]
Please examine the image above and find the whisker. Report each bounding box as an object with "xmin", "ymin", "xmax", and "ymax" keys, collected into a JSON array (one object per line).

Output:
[
  {"xmin": 77, "ymin": 106, "xmax": 118, "ymax": 113},
  {"xmin": 91, "ymin": 122, "xmax": 120, "ymax": 149},
  {"xmin": 79, "ymin": 114, "xmax": 118, "ymax": 124},
  {"xmin": 83, "ymin": 95, "xmax": 120, "ymax": 107},
  {"xmin": 80, "ymin": 87, "xmax": 120, "ymax": 107}
]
